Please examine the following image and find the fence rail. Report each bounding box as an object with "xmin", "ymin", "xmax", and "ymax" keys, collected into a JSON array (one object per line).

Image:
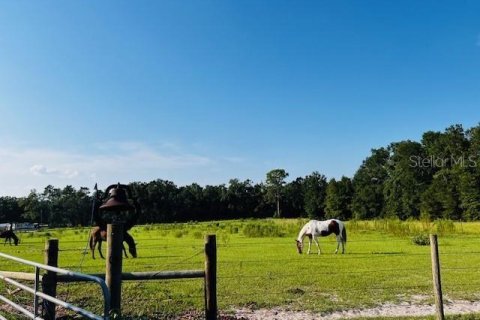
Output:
[
  {"xmin": 0, "ymin": 250, "xmax": 110, "ymax": 320},
  {"xmin": 0, "ymin": 233, "xmax": 218, "ymax": 320},
  {"xmin": 3, "ymin": 231, "xmax": 480, "ymax": 319},
  {"xmin": 56, "ymin": 270, "xmax": 205, "ymax": 282}
]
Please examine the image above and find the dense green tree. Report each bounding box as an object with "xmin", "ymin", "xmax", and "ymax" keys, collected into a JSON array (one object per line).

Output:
[
  {"xmin": 130, "ymin": 179, "xmax": 179, "ymax": 223},
  {"xmin": 225, "ymin": 179, "xmax": 258, "ymax": 218},
  {"xmin": 177, "ymin": 183, "xmax": 204, "ymax": 221},
  {"xmin": 41, "ymin": 185, "xmax": 62, "ymax": 226},
  {"xmin": 303, "ymin": 172, "xmax": 327, "ymax": 219},
  {"xmin": 325, "ymin": 177, "xmax": 353, "ymax": 220},
  {"xmin": 283, "ymin": 177, "xmax": 305, "ymax": 217},
  {"xmin": 265, "ymin": 169, "xmax": 289, "ymax": 218},
  {"xmin": 422, "ymin": 130, "xmax": 446, "ymax": 161},
  {"xmin": 421, "ymin": 169, "xmax": 462, "ymax": 220},
  {"xmin": 419, "ymin": 125, "xmax": 470, "ymax": 220},
  {"xmin": 383, "ymin": 141, "xmax": 430, "ymax": 219},
  {"xmin": 352, "ymin": 148, "xmax": 389, "ymax": 219},
  {"xmin": 203, "ymin": 184, "xmax": 227, "ymax": 220},
  {"xmin": 0, "ymin": 196, "xmax": 22, "ymax": 223},
  {"xmin": 18, "ymin": 190, "xmax": 43, "ymax": 222},
  {"xmin": 458, "ymin": 124, "xmax": 480, "ymax": 220},
  {"xmin": 458, "ymin": 167, "xmax": 480, "ymax": 220},
  {"xmin": 250, "ymin": 182, "xmax": 272, "ymax": 219}
]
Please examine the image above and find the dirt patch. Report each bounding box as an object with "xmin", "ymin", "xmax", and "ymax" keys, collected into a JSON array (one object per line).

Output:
[
  {"xmin": 3, "ymin": 299, "xmax": 480, "ymax": 319},
  {"xmin": 234, "ymin": 299, "xmax": 480, "ymax": 319}
]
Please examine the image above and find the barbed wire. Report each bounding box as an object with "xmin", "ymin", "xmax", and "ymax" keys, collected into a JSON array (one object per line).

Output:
[
  {"xmin": 14, "ymin": 239, "xmax": 480, "ymax": 259},
  {"xmin": 217, "ymin": 267, "xmax": 432, "ymax": 279},
  {"xmin": 4, "ymin": 231, "xmax": 480, "ymax": 317},
  {"xmin": 121, "ymin": 248, "xmax": 205, "ymax": 306},
  {"xmin": 218, "ymin": 285, "xmax": 435, "ymax": 298},
  {"xmin": 19, "ymin": 234, "xmax": 480, "ymax": 247}
]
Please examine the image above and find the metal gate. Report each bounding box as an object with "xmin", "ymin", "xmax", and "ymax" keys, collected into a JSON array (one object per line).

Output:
[{"xmin": 0, "ymin": 251, "xmax": 110, "ymax": 320}]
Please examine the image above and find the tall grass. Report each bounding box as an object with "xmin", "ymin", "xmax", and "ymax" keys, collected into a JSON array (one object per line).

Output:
[
  {"xmin": 347, "ymin": 218, "xmax": 458, "ymax": 236},
  {"xmin": 238, "ymin": 217, "xmax": 463, "ymax": 239}
]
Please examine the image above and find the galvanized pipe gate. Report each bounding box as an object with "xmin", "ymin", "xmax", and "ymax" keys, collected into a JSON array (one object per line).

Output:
[
  {"xmin": 0, "ymin": 248, "xmax": 110, "ymax": 319},
  {"xmin": 0, "ymin": 231, "xmax": 217, "ymax": 319}
]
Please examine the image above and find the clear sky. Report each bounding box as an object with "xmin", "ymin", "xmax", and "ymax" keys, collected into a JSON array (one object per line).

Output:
[{"xmin": 1, "ymin": 1, "xmax": 479, "ymax": 197}]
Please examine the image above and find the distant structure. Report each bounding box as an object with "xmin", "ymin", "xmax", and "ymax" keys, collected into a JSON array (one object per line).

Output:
[{"xmin": 0, "ymin": 223, "xmax": 39, "ymax": 231}]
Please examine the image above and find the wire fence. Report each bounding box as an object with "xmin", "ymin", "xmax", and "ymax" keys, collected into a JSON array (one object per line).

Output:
[{"xmin": 2, "ymin": 235, "xmax": 480, "ymax": 318}]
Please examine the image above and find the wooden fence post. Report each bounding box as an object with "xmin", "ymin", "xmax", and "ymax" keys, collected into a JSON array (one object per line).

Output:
[
  {"xmin": 42, "ymin": 238, "xmax": 58, "ymax": 320},
  {"xmin": 106, "ymin": 222, "xmax": 124, "ymax": 317},
  {"xmin": 430, "ymin": 234, "xmax": 445, "ymax": 320},
  {"xmin": 205, "ymin": 234, "xmax": 217, "ymax": 320}
]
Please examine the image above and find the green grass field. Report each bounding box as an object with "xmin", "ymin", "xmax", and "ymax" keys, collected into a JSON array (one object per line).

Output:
[{"xmin": 1, "ymin": 219, "xmax": 480, "ymax": 319}]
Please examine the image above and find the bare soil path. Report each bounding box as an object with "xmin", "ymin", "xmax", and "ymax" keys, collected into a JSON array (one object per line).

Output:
[{"xmin": 231, "ymin": 299, "xmax": 480, "ymax": 319}]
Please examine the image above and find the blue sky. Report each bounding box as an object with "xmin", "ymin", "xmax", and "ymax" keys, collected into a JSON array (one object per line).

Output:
[{"xmin": 1, "ymin": 1, "xmax": 479, "ymax": 196}]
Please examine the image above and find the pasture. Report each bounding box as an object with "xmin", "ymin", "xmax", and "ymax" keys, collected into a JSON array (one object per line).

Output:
[{"xmin": 1, "ymin": 219, "xmax": 480, "ymax": 319}]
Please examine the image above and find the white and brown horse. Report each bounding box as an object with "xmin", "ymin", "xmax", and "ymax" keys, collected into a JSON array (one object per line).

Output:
[
  {"xmin": 89, "ymin": 226, "xmax": 137, "ymax": 259},
  {"xmin": 296, "ymin": 219, "xmax": 346, "ymax": 254}
]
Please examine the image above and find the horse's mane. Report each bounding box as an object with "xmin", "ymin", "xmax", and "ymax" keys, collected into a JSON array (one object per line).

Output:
[
  {"xmin": 296, "ymin": 222, "xmax": 311, "ymax": 242},
  {"xmin": 123, "ymin": 231, "xmax": 135, "ymax": 246}
]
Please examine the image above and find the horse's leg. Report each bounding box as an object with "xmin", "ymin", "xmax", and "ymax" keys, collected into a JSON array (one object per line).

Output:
[
  {"xmin": 89, "ymin": 235, "xmax": 95, "ymax": 259},
  {"xmin": 335, "ymin": 235, "xmax": 346, "ymax": 254},
  {"xmin": 91, "ymin": 241, "xmax": 95, "ymax": 259},
  {"xmin": 122, "ymin": 244, "xmax": 128, "ymax": 258},
  {"xmin": 91, "ymin": 240, "xmax": 96, "ymax": 259},
  {"xmin": 98, "ymin": 240, "xmax": 105, "ymax": 259},
  {"xmin": 312, "ymin": 236, "xmax": 321, "ymax": 255},
  {"xmin": 335, "ymin": 236, "xmax": 340, "ymax": 254},
  {"xmin": 307, "ymin": 235, "xmax": 312, "ymax": 254}
]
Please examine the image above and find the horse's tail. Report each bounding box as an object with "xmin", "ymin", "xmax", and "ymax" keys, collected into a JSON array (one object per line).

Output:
[
  {"xmin": 342, "ymin": 224, "xmax": 347, "ymax": 243},
  {"xmin": 89, "ymin": 232, "xmax": 94, "ymax": 250}
]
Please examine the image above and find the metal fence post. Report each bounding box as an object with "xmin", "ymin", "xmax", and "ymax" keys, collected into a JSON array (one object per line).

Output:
[
  {"xmin": 205, "ymin": 234, "xmax": 217, "ymax": 320},
  {"xmin": 106, "ymin": 223, "xmax": 124, "ymax": 317},
  {"xmin": 42, "ymin": 239, "xmax": 58, "ymax": 320},
  {"xmin": 430, "ymin": 234, "xmax": 445, "ymax": 320}
]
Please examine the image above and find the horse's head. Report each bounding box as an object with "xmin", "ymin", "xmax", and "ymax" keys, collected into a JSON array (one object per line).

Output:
[
  {"xmin": 296, "ymin": 240, "xmax": 303, "ymax": 254},
  {"xmin": 128, "ymin": 242, "xmax": 137, "ymax": 258},
  {"xmin": 123, "ymin": 234, "xmax": 138, "ymax": 258}
]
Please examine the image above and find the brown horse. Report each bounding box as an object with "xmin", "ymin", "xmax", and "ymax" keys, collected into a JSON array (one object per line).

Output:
[
  {"xmin": 89, "ymin": 226, "xmax": 137, "ymax": 259},
  {"xmin": 0, "ymin": 230, "xmax": 19, "ymax": 246}
]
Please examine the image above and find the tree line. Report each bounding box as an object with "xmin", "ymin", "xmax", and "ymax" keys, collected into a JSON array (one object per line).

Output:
[{"xmin": 1, "ymin": 123, "xmax": 479, "ymax": 226}]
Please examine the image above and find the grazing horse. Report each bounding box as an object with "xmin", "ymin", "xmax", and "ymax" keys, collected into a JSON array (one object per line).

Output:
[
  {"xmin": 0, "ymin": 230, "xmax": 19, "ymax": 246},
  {"xmin": 89, "ymin": 226, "xmax": 137, "ymax": 259},
  {"xmin": 296, "ymin": 219, "xmax": 346, "ymax": 254}
]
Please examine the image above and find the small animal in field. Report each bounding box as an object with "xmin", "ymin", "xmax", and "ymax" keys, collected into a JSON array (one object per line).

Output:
[
  {"xmin": 296, "ymin": 219, "xmax": 346, "ymax": 254},
  {"xmin": 0, "ymin": 230, "xmax": 19, "ymax": 246},
  {"xmin": 89, "ymin": 226, "xmax": 137, "ymax": 259}
]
